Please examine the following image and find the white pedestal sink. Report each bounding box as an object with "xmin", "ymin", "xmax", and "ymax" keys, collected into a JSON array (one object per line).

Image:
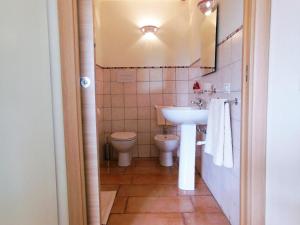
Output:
[{"xmin": 161, "ymin": 107, "xmax": 208, "ymax": 190}]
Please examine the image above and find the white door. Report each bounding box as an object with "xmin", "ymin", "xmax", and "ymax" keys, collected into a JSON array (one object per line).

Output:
[{"xmin": 0, "ymin": 1, "xmax": 60, "ymax": 225}]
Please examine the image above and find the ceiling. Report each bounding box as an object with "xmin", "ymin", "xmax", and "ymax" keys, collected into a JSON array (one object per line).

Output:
[{"xmin": 94, "ymin": 0, "xmax": 215, "ymax": 67}]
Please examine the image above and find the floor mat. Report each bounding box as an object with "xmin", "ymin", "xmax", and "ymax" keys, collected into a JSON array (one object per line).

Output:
[{"xmin": 100, "ymin": 191, "xmax": 117, "ymax": 225}]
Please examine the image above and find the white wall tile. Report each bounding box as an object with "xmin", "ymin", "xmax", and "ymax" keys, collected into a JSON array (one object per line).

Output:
[
  {"xmin": 163, "ymin": 94, "xmax": 177, "ymax": 105},
  {"xmin": 103, "ymin": 108, "xmax": 112, "ymax": 121},
  {"xmin": 124, "ymin": 120, "xmax": 138, "ymax": 132},
  {"xmin": 103, "ymin": 121, "xmax": 111, "ymax": 133},
  {"xmin": 150, "ymin": 94, "xmax": 163, "ymax": 106},
  {"xmin": 151, "ymin": 120, "xmax": 161, "ymax": 133},
  {"xmin": 111, "ymin": 95, "xmax": 124, "ymax": 107},
  {"xmin": 110, "ymin": 69, "xmax": 120, "ymax": 82},
  {"xmin": 124, "ymin": 82, "xmax": 137, "ymax": 94},
  {"xmin": 103, "ymin": 69, "xmax": 111, "ymax": 82},
  {"xmin": 111, "ymin": 82, "xmax": 123, "ymax": 94},
  {"xmin": 176, "ymin": 68, "xmax": 189, "ymax": 80},
  {"xmin": 138, "ymin": 107, "xmax": 151, "ymax": 119},
  {"xmin": 137, "ymin": 82, "xmax": 150, "ymax": 94},
  {"xmin": 231, "ymin": 30, "xmax": 243, "ymax": 62},
  {"xmin": 103, "ymin": 95, "xmax": 111, "ymax": 107},
  {"xmin": 103, "ymin": 82, "xmax": 111, "ymax": 94},
  {"xmin": 189, "ymin": 68, "xmax": 201, "ymax": 80},
  {"xmin": 177, "ymin": 94, "xmax": 189, "ymax": 106},
  {"xmin": 176, "ymin": 81, "xmax": 189, "ymax": 93},
  {"xmin": 138, "ymin": 145, "xmax": 151, "ymax": 157},
  {"xmin": 131, "ymin": 145, "xmax": 139, "ymax": 157},
  {"xmin": 111, "ymin": 120, "xmax": 124, "ymax": 132},
  {"xmin": 96, "ymin": 67, "xmax": 103, "ymax": 81},
  {"xmin": 199, "ymin": 29, "xmax": 243, "ymax": 225},
  {"xmin": 150, "ymin": 81, "xmax": 163, "ymax": 94},
  {"xmin": 111, "ymin": 108, "xmax": 124, "ymax": 120},
  {"xmin": 137, "ymin": 94, "xmax": 150, "ymax": 107},
  {"xmin": 124, "ymin": 108, "xmax": 137, "ymax": 120},
  {"xmin": 138, "ymin": 133, "xmax": 151, "ymax": 145},
  {"xmin": 163, "ymin": 68, "xmax": 176, "ymax": 81},
  {"xmin": 138, "ymin": 120, "xmax": 150, "ymax": 132},
  {"xmin": 218, "ymin": 39, "xmax": 232, "ymax": 69},
  {"xmin": 96, "ymin": 81, "xmax": 103, "ymax": 95},
  {"xmin": 150, "ymin": 145, "xmax": 159, "ymax": 157},
  {"xmin": 163, "ymin": 81, "xmax": 176, "ymax": 93},
  {"xmin": 149, "ymin": 68, "xmax": 163, "ymax": 81},
  {"xmin": 124, "ymin": 95, "xmax": 137, "ymax": 107},
  {"xmin": 230, "ymin": 60, "xmax": 242, "ymax": 92},
  {"xmin": 137, "ymin": 69, "xmax": 149, "ymax": 81}
]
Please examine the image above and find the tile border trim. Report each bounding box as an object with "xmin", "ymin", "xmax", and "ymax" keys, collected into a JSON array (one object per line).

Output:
[{"xmin": 217, "ymin": 25, "xmax": 243, "ymax": 46}]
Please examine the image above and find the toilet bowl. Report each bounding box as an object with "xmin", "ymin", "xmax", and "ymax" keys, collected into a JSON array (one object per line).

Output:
[
  {"xmin": 154, "ymin": 134, "xmax": 180, "ymax": 167},
  {"xmin": 111, "ymin": 132, "xmax": 137, "ymax": 167}
]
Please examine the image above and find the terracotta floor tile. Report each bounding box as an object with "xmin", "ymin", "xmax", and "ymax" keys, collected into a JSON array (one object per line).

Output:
[
  {"xmin": 178, "ymin": 180, "xmax": 211, "ymax": 196},
  {"xmin": 101, "ymin": 184, "xmax": 119, "ymax": 192},
  {"xmin": 132, "ymin": 174, "xmax": 178, "ymax": 184},
  {"xmin": 125, "ymin": 166, "xmax": 177, "ymax": 175},
  {"xmin": 183, "ymin": 212, "xmax": 231, "ymax": 225},
  {"xmin": 108, "ymin": 213, "xmax": 185, "ymax": 225},
  {"xmin": 133, "ymin": 158, "xmax": 160, "ymax": 167},
  {"xmin": 111, "ymin": 197, "xmax": 128, "ymax": 214},
  {"xmin": 191, "ymin": 196, "xmax": 222, "ymax": 213},
  {"xmin": 126, "ymin": 197, "xmax": 194, "ymax": 213},
  {"xmin": 101, "ymin": 174, "xmax": 132, "ymax": 185},
  {"xmin": 101, "ymin": 158, "xmax": 229, "ymax": 224},
  {"xmin": 118, "ymin": 184, "xmax": 178, "ymax": 197},
  {"xmin": 100, "ymin": 166, "xmax": 126, "ymax": 175},
  {"xmin": 100, "ymin": 160, "xmax": 119, "ymax": 168}
]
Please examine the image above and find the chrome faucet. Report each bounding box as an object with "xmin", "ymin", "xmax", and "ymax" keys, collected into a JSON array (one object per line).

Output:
[{"xmin": 191, "ymin": 98, "xmax": 204, "ymax": 109}]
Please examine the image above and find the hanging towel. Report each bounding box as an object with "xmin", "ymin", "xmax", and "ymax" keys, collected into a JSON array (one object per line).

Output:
[
  {"xmin": 205, "ymin": 99, "xmax": 233, "ymax": 168},
  {"xmin": 155, "ymin": 105, "xmax": 174, "ymax": 126}
]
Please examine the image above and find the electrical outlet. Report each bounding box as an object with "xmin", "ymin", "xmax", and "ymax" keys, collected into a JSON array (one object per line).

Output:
[{"xmin": 224, "ymin": 83, "xmax": 231, "ymax": 93}]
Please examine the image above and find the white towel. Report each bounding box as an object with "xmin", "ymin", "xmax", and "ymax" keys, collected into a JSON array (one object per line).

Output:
[
  {"xmin": 155, "ymin": 105, "xmax": 173, "ymax": 126},
  {"xmin": 205, "ymin": 99, "xmax": 233, "ymax": 168}
]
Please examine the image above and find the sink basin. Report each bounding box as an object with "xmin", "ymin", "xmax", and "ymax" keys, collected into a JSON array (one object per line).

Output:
[
  {"xmin": 161, "ymin": 107, "xmax": 208, "ymax": 125},
  {"xmin": 161, "ymin": 106, "xmax": 208, "ymax": 190}
]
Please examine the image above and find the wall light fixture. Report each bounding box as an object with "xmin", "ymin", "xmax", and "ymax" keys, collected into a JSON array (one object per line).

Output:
[
  {"xmin": 197, "ymin": 0, "xmax": 217, "ymax": 16},
  {"xmin": 140, "ymin": 25, "xmax": 159, "ymax": 34}
]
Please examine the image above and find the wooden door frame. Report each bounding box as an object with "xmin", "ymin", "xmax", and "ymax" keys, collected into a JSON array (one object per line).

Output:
[
  {"xmin": 240, "ymin": 0, "xmax": 271, "ymax": 224},
  {"xmin": 56, "ymin": 0, "xmax": 272, "ymax": 224},
  {"xmin": 57, "ymin": 0, "xmax": 88, "ymax": 225}
]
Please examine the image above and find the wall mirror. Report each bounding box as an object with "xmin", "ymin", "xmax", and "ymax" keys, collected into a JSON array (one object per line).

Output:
[{"xmin": 95, "ymin": 0, "xmax": 218, "ymax": 76}]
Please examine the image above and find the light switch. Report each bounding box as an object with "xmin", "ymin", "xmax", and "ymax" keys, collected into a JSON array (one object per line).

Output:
[{"xmin": 224, "ymin": 83, "xmax": 231, "ymax": 93}]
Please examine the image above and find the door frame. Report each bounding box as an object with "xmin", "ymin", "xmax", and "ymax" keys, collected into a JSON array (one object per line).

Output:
[
  {"xmin": 57, "ymin": 0, "xmax": 88, "ymax": 225},
  {"xmin": 56, "ymin": 0, "xmax": 272, "ymax": 224},
  {"xmin": 240, "ymin": 0, "xmax": 271, "ymax": 224}
]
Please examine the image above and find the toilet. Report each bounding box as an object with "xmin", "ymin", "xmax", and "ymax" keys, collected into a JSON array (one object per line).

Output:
[
  {"xmin": 111, "ymin": 132, "xmax": 137, "ymax": 167},
  {"xmin": 154, "ymin": 134, "xmax": 180, "ymax": 167},
  {"xmin": 154, "ymin": 106, "xmax": 180, "ymax": 167}
]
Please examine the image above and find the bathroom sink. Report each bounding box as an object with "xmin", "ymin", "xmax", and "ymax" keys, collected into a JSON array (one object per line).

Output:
[
  {"xmin": 161, "ymin": 106, "xmax": 208, "ymax": 191},
  {"xmin": 161, "ymin": 107, "xmax": 208, "ymax": 125}
]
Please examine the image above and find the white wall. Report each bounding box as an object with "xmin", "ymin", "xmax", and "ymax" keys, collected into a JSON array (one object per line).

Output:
[
  {"xmin": 95, "ymin": 0, "xmax": 216, "ymax": 67},
  {"xmin": 190, "ymin": 1, "xmax": 243, "ymax": 225},
  {"xmin": 0, "ymin": 1, "xmax": 66, "ymax": 225},
  {"xmin": 217, "ymin": 0, "xmax": 244, "ymax": 42},
  {"xmin": 265, "ymin": 1, "xmax": 300, "ymax": 225}
]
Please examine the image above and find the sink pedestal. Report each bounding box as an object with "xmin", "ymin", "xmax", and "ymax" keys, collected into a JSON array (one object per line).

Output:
[{"xmin": 178, "ymin": 124, "xmax": 196, "ymax": 190}]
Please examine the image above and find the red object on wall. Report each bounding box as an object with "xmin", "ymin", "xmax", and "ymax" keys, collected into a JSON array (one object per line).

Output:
[{"xmin": 193, "ymin": 81, "xmax": 201, "ymax": 91}]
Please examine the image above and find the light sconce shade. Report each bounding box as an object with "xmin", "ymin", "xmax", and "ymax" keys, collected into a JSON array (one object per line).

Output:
[
  {"xmin": 197, "ymin": 0, "xmax": 217, "ymax": 16},
  {"xmin": 140, "ymin": 25, "xmax": 159, "ymax": 34}
]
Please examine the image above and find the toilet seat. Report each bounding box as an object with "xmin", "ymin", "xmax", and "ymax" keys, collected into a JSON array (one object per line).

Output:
[
  {"xmin": 154, "ymin": 134, "xmax": 179, "ymax": 142},
  {"xmin": 111, "ymin": 132, "xmax": 137, "ymax": 141}
]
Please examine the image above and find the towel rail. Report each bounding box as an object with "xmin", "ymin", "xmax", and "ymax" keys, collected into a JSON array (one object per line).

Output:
[
  {"xmin": 197, "ymin": 88, "xmax": 239, "ymax": 105},
  {"xmin": 225, "ymin": 98, "xmax": 238, "ymax": 105}
]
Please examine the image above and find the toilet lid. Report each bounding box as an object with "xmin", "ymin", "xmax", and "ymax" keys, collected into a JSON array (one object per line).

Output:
[
  {"xmin": 111, "ymin": 132, "xmax": 137, "ymax": 141},
  {"xmin": 154, "ymin": 134, "xmax": 179, "ymax": 141}
]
